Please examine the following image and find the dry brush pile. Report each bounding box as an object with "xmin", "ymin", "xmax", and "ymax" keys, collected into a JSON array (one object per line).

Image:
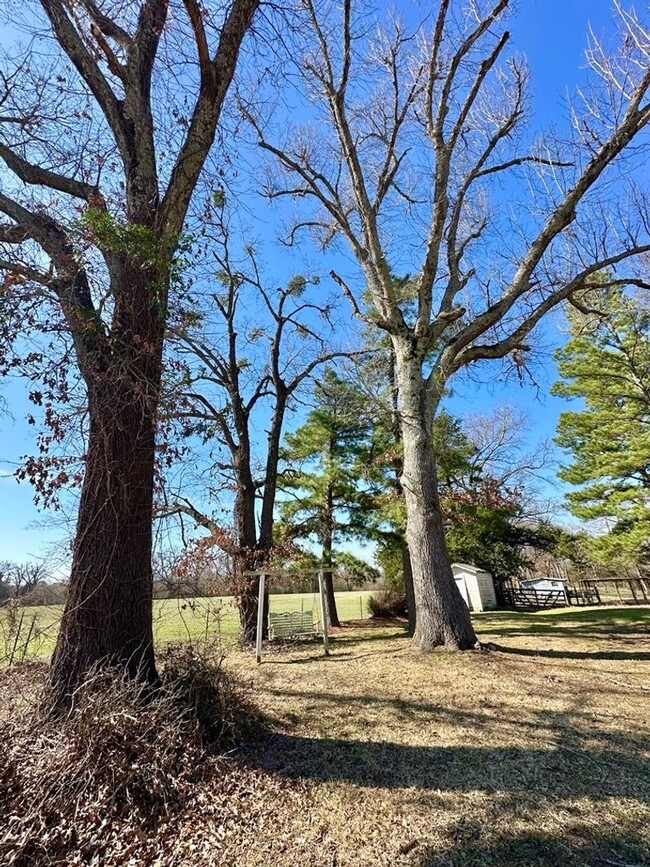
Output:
[{"xmin": 0, "ymin": 643, "xmax": 259, "ymax": 866}]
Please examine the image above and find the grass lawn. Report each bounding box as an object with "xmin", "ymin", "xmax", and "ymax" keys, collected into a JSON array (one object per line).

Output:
[
  {"xmin": 0, "ymin": 590, "xmax": 376, "ymax": 663},
  {"xmin": 184, "ymin": 605, "xmax": 649, "ymax": 867},
  {"xmin": 2, "ymin": 604, "xmax": 649, "ymax": 865}
]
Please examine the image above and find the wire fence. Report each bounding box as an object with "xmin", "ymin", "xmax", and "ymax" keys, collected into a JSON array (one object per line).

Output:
[
  {"xmin": 153, "ymin": 590, "xmax": 375, "ymax": 642},
  {"xmin": 0, "ymin": 590, "xmax": 378, "ymax": 665}
]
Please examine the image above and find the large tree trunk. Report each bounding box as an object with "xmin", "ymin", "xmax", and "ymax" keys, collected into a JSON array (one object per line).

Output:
[
  {"xmin": 232, "ymin": 466, "xmax": 269, "ymax": 643},
  {"xmin": 394, "ymin": 342, "xmax": 478, "ymax": 651},
  {"xmin": 0, "ymin": 0, "xmax": 260, "ymax": 707},
  {"xmin": 237, "ymin": 392, "xmax": 288, "ymax": 644},
  {"xmin": 235, "ymin": 539, "xmax": 260, "ymax": 644},
  {"xmin": 323, "ymin": 482, "xmax": 341, "ymax": 627},
  {"xmin": 258, "ymin": 391, "xmax": 286, "ymax": 552},
  {"xmin": 238, "ymin": 569, "xmax": 268, "ymax": 644},
  {"xmin": 236, "ymin": 555, "xmax": 270, "ymax": 645},
  {"xmin": 402, "ymin": 541, "xmax": 416, "ymax": 637},
  {"xmin": 49, "ymin": 285, "xmax": 164, "ymax": 700},
  {"xmin": 387, "ymin": 342, "xmax": 416, "ymax": 635}
]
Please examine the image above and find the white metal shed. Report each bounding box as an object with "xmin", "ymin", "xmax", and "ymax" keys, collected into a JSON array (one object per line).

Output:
[
  {"xmin": 520, "ymin": 576, "xmax": 568, "ymax": 600},
  {"xmin": 452, "ymin": 563, "xmax": 497, "ymax": 612},
  {"xmin": 520, "ymin": 576, "xmax": 567, "ymax": 591}
]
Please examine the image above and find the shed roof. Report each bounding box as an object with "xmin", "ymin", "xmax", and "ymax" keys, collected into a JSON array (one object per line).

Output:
[
  {"xmin": 521, "ymin": 576, "xmax": 567, "ymax": 585},
  {"xmin": 451, "ymin": 563, "xmax": 489, "ymax": 575}
]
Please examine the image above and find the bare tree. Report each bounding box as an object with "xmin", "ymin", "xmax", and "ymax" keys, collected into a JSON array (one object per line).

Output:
[
  {"xmin": 241, "ymin": 0, "xmax": 650, "ymax": 650},
  {"xmin": 0, "ymin": 562, "xmax": 10, "ymax": 602},
  {"xmin": 0, "ymin": 560, "xmax": 51, "ymax": 601},
  {"xmin": 0, "ymin": 0, "xmax": 259, "ymax": 701},
  {"xmin": 161, "ymin": 200, "xmax": 353, "ymax": 641},
  {"xmin": 456, "ymin": 404, "xmax": 555, "ymax": 509},
  {"xmin": 10, "ymin": 561, "xmax": 50, "ymax": 599},
  {"xmin": 151, "ymin": 544, "xmax": 231, "ymax": 598}
]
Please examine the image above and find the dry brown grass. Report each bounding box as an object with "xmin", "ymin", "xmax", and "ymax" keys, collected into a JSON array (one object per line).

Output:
[{"xmin": 1, "ymin": 607, "xmax": 649, "ymax": 866}]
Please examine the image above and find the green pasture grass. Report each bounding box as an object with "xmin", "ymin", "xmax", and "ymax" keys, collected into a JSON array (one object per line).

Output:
[
  {"xmin": 2, "ymin": 596, "xmax": 648, "ymax": 666},
  {"xmin": 473, "ymin": 604, "xmax": 650, "ymax": 637},
  {"xmin": 0, "ymin": 590, "xmax": 377, "ymax": 664}
]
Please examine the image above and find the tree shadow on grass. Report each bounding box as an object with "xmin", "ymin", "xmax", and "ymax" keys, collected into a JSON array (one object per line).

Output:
[
  {"xmin": 491, "ymin": 642, "xmax": 650, "ymax": 662},
  {"xmin": 260, "ymin": 634, "xmax": 650, "ymax": 748},
  {"xmin": 259, "ymin": 685, "xmax": 650, "ymax": 754},
  {"xmin": 477, "ymin": 607, "xmax": 650, "ymax": 641},
  {"xmin": 334, "ymin": 625, "xmax": 409, "ymax": 645},
  {"xmin": 416, "ymin": 826, "xmax": 650, "ymax": 867},
  {"xmin": 251, "ymin": 733, "xmax": 650, "ymax": 803},
  {"xmin": 262, "ymin": 627, "xmax": 410, "ymax": 665}
]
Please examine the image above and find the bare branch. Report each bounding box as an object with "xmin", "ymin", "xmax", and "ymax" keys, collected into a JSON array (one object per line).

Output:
[
  {"xmin": 133, "ymin": 0, "xmax": 169, "ymax": 92},
  {"xmin": 0, "ymin": 223, "xmax": 29, "ymax": 244},
  {"xmin": 243, "ymin": 106, "xmax": 353, "ymax": 239},
  {"xmin": 329, "ymin": 270, "xmax": 372, "ymax": 325},
  {"xmin": 161, "ymin": 0, "xmax": 259, "ymax": 235},
  {"xmin": 77, "ymin": 0, "xmax": 131, "ymax": 47},
  {"xmin": 448, "ymin": 246, "xmax": 650, "ymax": 370},
  {"xmin": 0, "ymin": 191, "xmax": 106, "ymax": 354},
  {"xmin": 38, "ymin": 0, "xmax": 130, "ymax": 159},
  {"xmin": 0, "ymin": 143, "xmax": 97, "ymax": 201},
  {"xmin": 475, "ymin": 155, "xmax": 574, "ymax": 179},
  {"xmin": 286, "ymin": 349, "xmax": 367, "ymax": 395},
  {"xmin": 165, "ymin": 499, "xmax": 237, "ymax": 553},
  {"xmin": 0, "ymin": 259, "xmax": 50, "ymax": 285},
  {"xmin": 182, "ymin": 0, "xmax": 212, "ymax": 74}
]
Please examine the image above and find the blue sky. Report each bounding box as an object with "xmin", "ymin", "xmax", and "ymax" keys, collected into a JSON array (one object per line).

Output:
[{"xmin": 0, "ymin": 1, "xmax": 621, "ymax": 565}]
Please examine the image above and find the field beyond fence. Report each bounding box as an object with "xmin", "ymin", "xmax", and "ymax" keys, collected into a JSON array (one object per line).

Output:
[{"xmin": 0, "ymin": 590, "xmax": 376, "ymax": 665}]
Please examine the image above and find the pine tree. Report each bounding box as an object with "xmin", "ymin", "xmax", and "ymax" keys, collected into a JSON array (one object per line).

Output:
[
  {"xmin": 553, "ymin": 287, "xmax": 650, "ymax": 574},
  {"xmin": 279, "ymin": 369, "xmax": 374, "ymax": 626}
]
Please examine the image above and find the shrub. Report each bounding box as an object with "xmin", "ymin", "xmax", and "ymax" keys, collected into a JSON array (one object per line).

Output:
[
  {"xmin": 157, "ymin": 641, "xmax": 258, "ymax": 745},
  {"xmin": 368, "ymin": 587, "xmax": 408, "ymax": 619}
]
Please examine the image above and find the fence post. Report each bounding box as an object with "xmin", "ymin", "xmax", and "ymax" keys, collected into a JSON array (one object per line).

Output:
[{"xmin": 256, "ymin": 573, "xmax": 265, "ymax": 665}]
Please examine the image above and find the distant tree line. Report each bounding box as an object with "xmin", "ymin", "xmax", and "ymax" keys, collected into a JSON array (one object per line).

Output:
[{"xmin": 0, "ymin": 561, "xmax": 66, "ymax": 605}]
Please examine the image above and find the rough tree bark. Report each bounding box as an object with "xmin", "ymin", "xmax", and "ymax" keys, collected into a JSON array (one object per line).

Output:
[
  {"xmin": 387, "ymin": 342, "xmax": 416, "ymax": 636},
  {"xmin": 53, "ymin": 326, "xmax": 162, "ymax": 689},
  {"xmin": 402, "ymin": 541, "xmax": 416, "ymax": 638},
  {"xmin": 395, "ymin": 341, "xmax": 477, "ymax": 648},
  {"xmin": 0, "ymin": 0, "xmax": 259, "ymax": 701},
  {"xmin": 322, "ymin": 480, "xmax": 341, "ymax": 627},
  {"xmin": 232, "ymin": 449, "xmax": 264, "ymax": 643}
]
